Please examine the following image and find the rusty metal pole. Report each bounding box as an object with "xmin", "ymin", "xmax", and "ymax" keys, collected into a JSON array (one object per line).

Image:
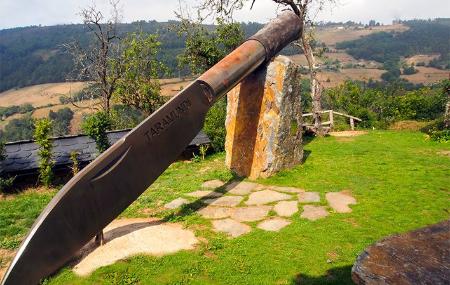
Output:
[{"xmin": 1, "ymin": 11, "xmax": 301, "ymax": 285}]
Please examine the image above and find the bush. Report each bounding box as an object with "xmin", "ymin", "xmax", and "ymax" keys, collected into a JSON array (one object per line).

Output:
[
  {"xmin": 82, "ymin": 112, "xmax": 112, "ymax": 153},
  {"xmin": 403, "ymin": 65, "xmax": 418, "ymax": 75},
  {"xmin": 34, "ymin": 119, "xmax": 54, "ymax": 187},
  {"xmin": 2, "ymin": 115, "xmax": 35, "ymax": 142},
  {"xmin": 0, "ymin": 141, "xmax": 15, "ymax": 193},
  {"xmin": 49, "ymin": 107, "xmax": 74, "ymax": 136},
  {"xmin": 421, "ymin": 118, "xmax": 450, "ymax": 142},
  {"xmin": 203, "ymin": 97, "xmax": 227, "ymax": 152}
]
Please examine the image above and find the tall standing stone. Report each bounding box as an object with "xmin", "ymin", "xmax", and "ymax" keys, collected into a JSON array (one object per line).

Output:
[{"xmin": 225, "ymin": 55, "xmax": 303, "ymax": 179}]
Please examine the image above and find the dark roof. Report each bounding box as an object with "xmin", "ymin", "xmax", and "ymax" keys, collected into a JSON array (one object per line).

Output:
[{"xmin": 0, "ymin": 129, "xmax": 210, "ymax": 175}]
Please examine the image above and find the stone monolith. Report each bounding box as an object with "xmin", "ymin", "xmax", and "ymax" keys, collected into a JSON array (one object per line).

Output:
[{"xmin": 225, "ymin": 55, "xmax": 303, "ymax": 179}]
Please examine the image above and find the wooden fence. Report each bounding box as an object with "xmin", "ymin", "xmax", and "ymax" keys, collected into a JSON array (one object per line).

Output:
[{"xmin": 302, "ymin": 110, "xmax": 362, "ymax": 131}]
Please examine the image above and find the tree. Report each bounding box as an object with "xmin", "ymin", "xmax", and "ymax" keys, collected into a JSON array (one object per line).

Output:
[
  {"xmin": 174, "ymin": 4, "xmax": 244, "ymax": 152},
  {"xmin": 197, "ymin": 0, "xmax": 335, "ymax": 136},
  {"xmin": 34, "ymin": 119, "xmax": 54, "ymax": 187},
  {"xmin": 174, "ymin": 7, "xmax": 244, "ymax": 74},
  {"xmin": 112, "ymin": 31, "xmax": 167, "ymax": 115},
  {"xmin": 65, "ymin": 0, "xmax": 122, "ymax": 113},
  {"xmin": 49, "ymin": 107, "xmax": 74, "ymax": 136}
]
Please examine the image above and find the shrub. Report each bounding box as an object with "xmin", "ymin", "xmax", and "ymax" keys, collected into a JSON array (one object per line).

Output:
[
  {"xmin": 0, "ymin": 141, "xmax": 15, "ymax": 193},
  {"xmin": 49, "ymin": 107, "xmax": 74, "ymax": 136},
  {"xmin": 421, "ymin": 118, "xmax": 450, "ymax": 142},
  {"xmin": 70, "ymin": 151, "xmax": 80, "ymax": 176},
  {"xmin": 3, "ymin": 115, "xmax": 35, "ymax": 142},
  {"xmin": 82, "ymin": 112, "xmax": 111, "ymax": 153},
  {"xmin": 34, "ymin": 119, "xmax": 54, "ymax": 187},
  {"xmin": 203, "ymin": 97, "xmax": 227, "ymax": 152}
]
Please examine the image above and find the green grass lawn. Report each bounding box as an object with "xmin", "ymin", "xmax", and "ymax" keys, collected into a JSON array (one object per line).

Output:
[{"xmin": 1, "ymin": 131, "xmax": 449, "ymax": 284}]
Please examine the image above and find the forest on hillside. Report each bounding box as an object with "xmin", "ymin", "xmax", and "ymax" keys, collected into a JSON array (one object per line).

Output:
[
  {"xmin": 336, "ymin": 19, "xmax": 450, "ymax": 69},
  {"xmin": 0, "ymin": 21, "xmax": 264, "ymax": 92}
]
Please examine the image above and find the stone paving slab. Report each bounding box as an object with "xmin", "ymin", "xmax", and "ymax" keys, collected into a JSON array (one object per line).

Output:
[
  {"xmin": 298, "ymin": 192, "xmax": 320, "ymax": 203},
  {"xmin": 185, "ymin": 190, "xmax": 223, "ymax": 199},
  {"xmin": 273, "ymin": 201, "xmax": 298, "ymax": 217},
  {"xmin": 73, "ymin": 219, "xmax": 198, "ymax": 276},
  {"xmin": 269, "ymin": 186, "xmax": 305, "ymax": 193},
  {"xmin": 326, "ymin": 191, "xmax": 357, "ymax": 213},
  {"xmin": 164, "ymin": 198, "xmax": 189, "ymax": 209},
  {"xmin": 257, "ymin": 218, "xmax": 291, "ymax": 232},
  {"xmin": 203, "ymin": 196, "xmax": 244, "ymax": 207},
  {"xmin": 197, "ymin": 206, "xmax": 234, "ymax": 219},
  {"xmin": 300, "ymin": 205, "xmax": 329, "ymax": 221},
  {"xmin": 245, "ymin": 190, "xmax": 292, "ymax": 205},
  {"xmin": 226, "ymin": 181, "xmax": 260, "ymax": 195},
  {"xmin": 230, "ymin": 206, "xmax": 272, "ymax": 222},
  {"xmin": 201, "ymin": 180, "xmax": 225, "ymax": 189},
  {"xmin": 212, "ymin": 218, "xmax": 252, "ymax": 238}
]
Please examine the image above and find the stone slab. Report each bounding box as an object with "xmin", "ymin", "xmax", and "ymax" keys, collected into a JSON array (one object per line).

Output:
[
  {"xmin": 230, "ymin": 206, "xmax": 272, "ymax": 222},
  {"xmin": 212, "ymin": 219, "xmax": 252, "ymax": 238},
  {"xmin": 201, "ymin": 180, "xmax": 225, "ymax": 189},
  {"xmin": 326, "ymin": 191, "xmax": 356, "ymax": 213},
  {"xmin": 164, "ymin": 198, "xmax": 189, "ymax": 209},
  {"xmin": 73, "ymin": 219, "xmax": 198, "ymax": 276},
  {"xmin": 185, "ymin": 190, "xmax": 223, "ymax": 199},
  {"xmin": 352, "ymin": 220, "xmax": 450, "ymax": 285},
  {"xmin": 203, "ymin": 196, "xmax": 244, "ymax": 207},
  {"xmin": 245, "ymin": 190, "xmax": 292, "ymax": 205},
  {"xmin": 269, "ymin": 186, "xmax": 305, "ymax": 193},
  {"xmin": 197, "ymin": 206, "xmax": 234, "ymax": 219},
  {"xmin": 226, "ymin": 181, "xmax": 260, "ymax": 195},
  {"xmin": 257, "ymin": 218, "xmax": 291, "ymax": 232},
  {"xmin": 273, "ymin": 201, "xmax": 298, "ymax": 217},
  {"xmin": 300, "ymin": 205, "xmax": 329, "ymax": 221},
  {"xmin": 298, "ymin": 192, "xmax": 320, "ymax": 203}
]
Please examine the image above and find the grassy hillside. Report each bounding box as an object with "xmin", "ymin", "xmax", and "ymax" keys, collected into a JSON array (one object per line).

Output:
[{"xmin": 1, "ymin": 131, "xmax": 448, "ymax": 283}]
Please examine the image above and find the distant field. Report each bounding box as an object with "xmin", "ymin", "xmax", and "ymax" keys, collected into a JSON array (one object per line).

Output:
[
  {"xmin": 316, "ymin": 24, "xmax": 408, "ymax": 46},
  {"xmin": 404, "ymin": 54, "xmax": 440, "ymax": 66},
  {"xmin": 318, "ymin": 68, "xmax": 385, "ymax": 88},
  {"xmin": 401, "ymin": 67, "xmax": 449, "ymax": 84},
  {"xmin": 0, "ymin": 82, "xmax": 87, "ymax": 108},
  {"xmin": 0, "ymin": 80, "xmax": 193, "ymax": 135}
]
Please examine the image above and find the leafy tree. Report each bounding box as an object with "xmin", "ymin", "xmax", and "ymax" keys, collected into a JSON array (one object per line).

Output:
[
  {"xmin": 174, "ymin": 13, "xmax": 244, "ymax": 74},
  {"xmin": 109, "ymin": 105, "xmax": 145, "ymax": 129},
  {"xmin": 112, "ymin": 31, "xmax": 167, "ymax": 115},
  {"xmin": 2, "ymin": 115, "xmax": 35, "ymax": 142},
  {"xmin": 82, "ymin": 112, "xmax": 112, "ymax": 153},
  {"xmin": 203, "ymin": 98, "xmax": 227, "ymax": 151},
  {"xmin": 174, "ymin": 7, "xmax": 244, "ymax": 152},
  {"xmin": 34, "ymin": 118, "xmax": 54, "ymax": 187},
  {"xmin": 49, "ymin": 107, "xmax": 74, "ymax": 136},
  {"xmin": 403, "ymin": 64, "xmax": 418, "ymax": 75}
]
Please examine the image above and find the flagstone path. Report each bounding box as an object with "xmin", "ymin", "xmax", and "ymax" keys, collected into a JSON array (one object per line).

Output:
[
  {"xmin": 164, "ymin": 180, "xmax": 358, "ymax": 238},
  {"xmin": 71, "ymin": 181, "xmax": 358, "ymax": 275}
]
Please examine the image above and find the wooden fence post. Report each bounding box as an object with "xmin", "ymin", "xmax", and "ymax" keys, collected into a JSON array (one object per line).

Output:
[{"xmin": 329, "ymin": 110, "xmax": 334, "ymax": 130}]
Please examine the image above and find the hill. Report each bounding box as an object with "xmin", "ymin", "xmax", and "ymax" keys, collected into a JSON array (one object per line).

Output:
[
  {"xmin": 336, "ymin": 19, "xmax": 450, "ymax": 69},
  {"xmin": 0, "ymin": 21, "xmax": 263, "ymax": 93}
]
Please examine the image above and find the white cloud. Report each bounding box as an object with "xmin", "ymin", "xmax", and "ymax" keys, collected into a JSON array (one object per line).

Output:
[{"xmin": 0, "ymin": 0, "xmax": 449, "ymax": 29}]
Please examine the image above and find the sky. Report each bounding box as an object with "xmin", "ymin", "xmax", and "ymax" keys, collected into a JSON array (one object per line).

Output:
[{"xmin": 0, "ymin": 0, "xmax": 449, "ymax": 29}]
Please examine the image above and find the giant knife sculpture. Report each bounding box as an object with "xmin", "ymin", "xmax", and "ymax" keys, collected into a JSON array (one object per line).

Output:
[{"xmin": 1, "ymin": 11, "xmax": 301, "ymax": 285}]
